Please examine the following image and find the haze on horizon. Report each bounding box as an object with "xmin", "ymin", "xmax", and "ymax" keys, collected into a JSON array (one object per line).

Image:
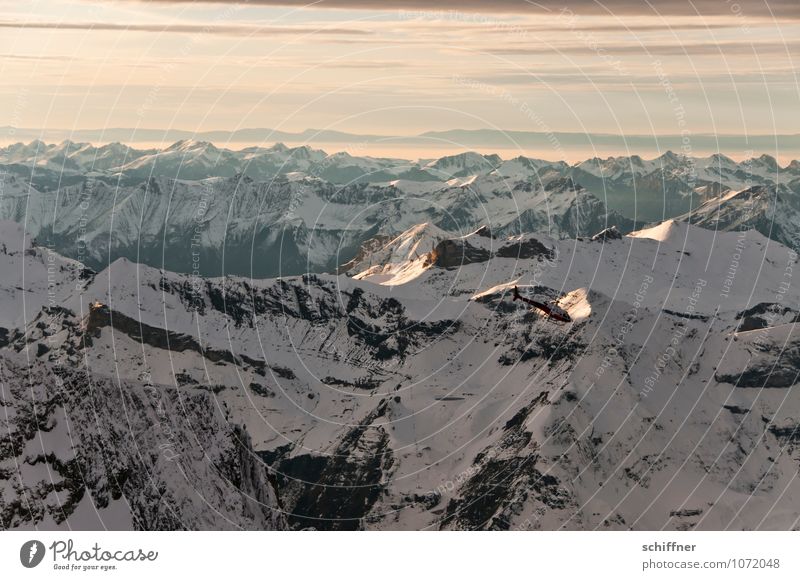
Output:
[{"xmin": 2, "ymin": 0, "xmax": 799, "ymax": 159}]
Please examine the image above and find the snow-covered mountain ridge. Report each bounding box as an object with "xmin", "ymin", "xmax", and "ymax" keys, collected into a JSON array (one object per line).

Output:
[
  {"xmin": 0, "ymin": 166, "xmax": 632, "ymax": 278},
  {"xmin": 3, "ymin": 217, "xmax": 800, "ymax": 530},
  {"xmin": 4, "ymin": 141, "xmax": 797, "ymax": 190},
  {"xmin": 3, "ymin": 142, "xmax": 799, "ymax": 280}
]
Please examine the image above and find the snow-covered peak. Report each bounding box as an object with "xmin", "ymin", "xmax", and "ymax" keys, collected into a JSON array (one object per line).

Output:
[
  {"xmin": 743, "ymin": 153, "xmax": 781, "ymax": 176},
  {"xmin": 628, "ymin": 218, "xmax": 685, "ymax": 242},
  {"xmin": 287, "ymin": 144, "xmax": 326, "ymax": 161},
  {"xmin": 627, "ymin": 217, "xmax": 777, "ymax": 251},
  {"xmin": 704, "ymin": 152, "xmax": 737, "ymax": 167},
  {"xmin": 163, "ymin": 139, "xmax": 219, "ymax": 154},
  {"xmin": 348, "ymin": 222, "xmax": 449, "ymax": 283},
  {"xmin": 576, "ymin": 154, "xmax": 659, "ymax": 179},
  {"xmin": 269, "ymin": 142, "xmax": 290, "ymax": 153},
  {"xmin": 491, "ymin": 156, "xmax": 565, "ymax": 180},
  {"xmin": 657, "ymin": 150, "xmax": 684, "ymax": 164},
  {"xmin": 425, "ymin": 151, "xmax": 503, "ymax": 177}
]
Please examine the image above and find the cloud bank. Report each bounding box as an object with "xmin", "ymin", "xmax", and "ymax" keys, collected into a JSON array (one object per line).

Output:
[{"xmin": 137, "ymin": 0, "xmax": 800, "ymax": 19}]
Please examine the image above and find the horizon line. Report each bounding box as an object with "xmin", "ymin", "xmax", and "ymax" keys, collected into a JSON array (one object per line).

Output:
[{"xmin": 4, "ymin": 126, "xmax": 800, "ymax": 140}]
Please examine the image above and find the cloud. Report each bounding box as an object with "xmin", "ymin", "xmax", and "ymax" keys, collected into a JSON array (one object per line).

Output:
[
  {"xmin": 487, "ymin": 41, "xmax": 800, "ymax": 57},
  {"xmin": 0, "ymin": 53, "xmax": 75, "ymax": 62},
  {"xmin": 134, "ymin": 0, "xmax": 800, "ymax": 19},
  {"xmin": 0, "ymin": 20, "xmax": 371, "ymax": 35},
  {"xmin": 392, "ymin": 21, "xmax": 750, "ymax": 36},
  {"xmin": 475, "ymin": 70, "xmax": 800, "ymax": 87}
]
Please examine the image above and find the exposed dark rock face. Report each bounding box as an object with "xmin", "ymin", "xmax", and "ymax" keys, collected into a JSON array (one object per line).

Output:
[
  {"xmin": 342, "ymin": 290, "xmax": 462, "ymax": 361},
  {"xmin": 83, "ymin": 303, "xmax": 266, "ymax": 372},
  {"xmin": 429, "ymin": 235, "xmax": 555, "ymax": 268},
  {"xmin": 430, "ymin": 239, "xmax": 492, "ymax": 268},
  {"xmin": 498, "ymin": 318, "xmax": 586, "ymax": 367},
  {"xmin": 735, "ymin": 303, "xmax": 800, "ymax": 332},
  {"xmin": 0, "ymin": 356, "xmax": 285, "ymax": 530},
  {"xmin": 473, "ymin": 225, "xmax": 494, "ymax": 238},
  {"xmin": 545, "ymin": 177, "xmax": 579, "ymax": 193},
  {"xmin": 440, "ymin": 392, "xmax": 572, "ymax": 530},
  {"xmin": 662, "ymin": 308, "xmax": 709, "ymax": 322},
  {"xmin": 591, "ymin": 226, "xmax": 623, "ymax": 242},
  {"xmin": 768, "ymin": 422, "xmax": 800, "ymax": 444},
  {"xmin": 496, "ymin": 237, "xmax": 554, "ymax": 260},
  {"xmin": 670, "ymin": 508, "xmax": 703, "ymax": 517},
  {"xmin": 715, "ymin": 344, "xmax": 800, "ymax": 389},
  {"xmin": 337, "ymin": 233, "xmax": 392, "ymax": 275},
  {"xmin": 321, "ymin": 375, "xmax": 382, "ymax": 391},
  {"xmin": 265, "ymin": 400, "xmax": 394, "ymax": 530}
]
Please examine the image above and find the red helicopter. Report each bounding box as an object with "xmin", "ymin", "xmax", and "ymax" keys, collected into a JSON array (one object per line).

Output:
[{"xmin": 512, "ymin": 286, "xmax": 572, "ymax": 323}]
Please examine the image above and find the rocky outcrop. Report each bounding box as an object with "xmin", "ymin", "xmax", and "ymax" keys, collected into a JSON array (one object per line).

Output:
[
  {"xmin": 430, "ymin": 239, "xmax": 492, "ymax": 268},
  {"xmin": 0, "ymin": 355, "xmax": 285, "ymax": 530},
  {"xmin": 439, "ymin": 392, "xmax": 572, "ymax": 530},
  {"xmin": 264, "ymin": 400, "xmax": 394, "ymax": 530},
  {"xmin": 496, "ymin": 237, "xmax": 554, "ymax": 260},
  {"xmin": 83, "ymin": 302, "xmax": 267, "ymax": 372},
  {"xmin": 591, "ymin": 226, "xmax": 623, "ymax": 242}
]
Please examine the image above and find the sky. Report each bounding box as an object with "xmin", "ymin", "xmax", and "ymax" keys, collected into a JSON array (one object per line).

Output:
[{"xmin": 1, "ymin": 0, "xmax": 799, "ymax": 158}]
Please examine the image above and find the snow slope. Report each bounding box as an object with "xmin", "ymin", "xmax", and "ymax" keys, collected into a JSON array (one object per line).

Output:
[
  {"xmin": 0, "ymin": 170, "xmax": 631, "ymax": 278},
  {"xmin": 5, "ymin": 143, "xmax": 799, "ymax": 279},
  {"xmin": 3, "ymin": 215, "xmax": 800, "ymax": 530}
]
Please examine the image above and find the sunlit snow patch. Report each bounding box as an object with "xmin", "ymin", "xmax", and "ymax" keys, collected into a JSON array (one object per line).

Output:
[{"xmin": 559, "ymin": 287, "xmax": 592, "ymax": 322}]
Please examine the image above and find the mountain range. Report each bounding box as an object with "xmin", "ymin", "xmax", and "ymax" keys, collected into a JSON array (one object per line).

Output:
[
  {"xmin": 3, "ymin": 211, "xmax": 800, "ymax": 530},
  {"xmin": 2, "ymin": 141, "xmax": 800, "ymax": 279}
]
